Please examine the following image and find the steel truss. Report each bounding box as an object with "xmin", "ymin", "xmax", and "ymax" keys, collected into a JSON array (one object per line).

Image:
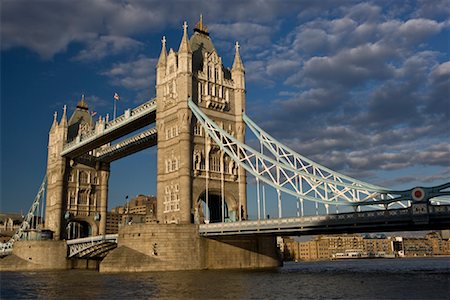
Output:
[
  {"xmin": 189, "ymin": 99, "xmax": 449, "ymax": 211},
  {"xmin": 67, "ymin": 234, "xmax": 118, "ymax": 258},
  {"xmin": 0, "ymin": 175, "xmax": 47, "ymax": 255}
]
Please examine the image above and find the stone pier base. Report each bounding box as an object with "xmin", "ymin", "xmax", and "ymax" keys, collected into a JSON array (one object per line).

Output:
[
  {"xmin": 100, "ymin": 224, "xmax": 281, "ymax": 273},
  {"xmin": 0, "ymin": 240, "xmax": 68, "ymax": 271}
]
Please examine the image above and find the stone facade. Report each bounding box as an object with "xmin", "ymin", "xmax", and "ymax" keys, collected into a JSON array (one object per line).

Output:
[
  {"xmin": 45, "ymin": 98, "xmax": 109, "ymax": 240},
  {"xmin": 44, "ymin": 17, "xmax": 248, "ymax": 238},
  {"xmin": 155, "ymin": 18, "xmax": 247, "ymax": 225},
  {"xmin": 283, "ymin": 232, "xmax": 450, "ymax": 261}
]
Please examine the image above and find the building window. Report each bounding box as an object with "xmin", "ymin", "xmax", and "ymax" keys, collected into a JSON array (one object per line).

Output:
[
  {"xmin": 163, "ymin": 182, "xmax": 180, "ymax": 213},
  {"xmin": 210, "ymin": 155, "xmax": 220, "ymax": 172},
  {"xmin": 194, "ymin": 122, "xmax": 202, "ymax": 136},
  {"xmin": 198, "ymin": 82, "xmax": 203, "ymax": 102},
  {"xmin": 79, "ymin": 172, "xmax": 88, "ymax": 184},
  {"xmin": 166, "ymin": 125, "xmax": 179, "ymax": 140}
]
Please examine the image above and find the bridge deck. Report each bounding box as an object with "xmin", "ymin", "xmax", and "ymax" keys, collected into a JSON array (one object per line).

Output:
[{"xmin": 199, "ymin": 204, "xmax": 450, "ymax": 236}]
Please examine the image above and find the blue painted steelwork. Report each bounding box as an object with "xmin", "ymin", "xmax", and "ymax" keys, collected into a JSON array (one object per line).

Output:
[
  {"xmin": 190, "ymin": 99, "xmax": 387, "ymax": 207},
  {"xmin": 0, "ymin": 175, "xmax": 47, "ymax": 256},
  {"xmin": 189, "ymin": 99, "xmax": 449, "ymax": 210},
  {"xmin": 199, "ymin": 204, "xmax": 450, "ymax": 236},
  {"xmin": 67, "ymin": 234, "xmax": 118, "ymax": 258}
]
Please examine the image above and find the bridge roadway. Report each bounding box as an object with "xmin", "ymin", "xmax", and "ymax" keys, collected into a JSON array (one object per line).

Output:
[
  {"xmin": 61, "ymin": 99, "xmax": 157, "ymax": 158},
  {"xmin": 63, "ymin": 203, "xmax": 450, "ymax": 259},
  {"xmin": 199, "ymin": 203, "xmax": 450, "ymax": 236}
]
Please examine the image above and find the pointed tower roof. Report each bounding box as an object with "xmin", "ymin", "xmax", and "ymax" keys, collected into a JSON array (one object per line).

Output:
[
  {"xmin": 50, "ymin": 111, "xmax": 59, "ymax": 131},
  {"xmin": 76, "ymin": 94, "xmax": 89, "ymax": 110},
  {"xmin": 232, "ymin": 41, "xmax": 245, "ymax": 72},
  {"xmin": 178, "ymin": 21, "xmax": 192, "ymax": 53},
  {"xmin": 157, "ymin": 36, "xmax": 167, "ymax": 67},
  {"xmin": 68, "ymin": 95, "xmax": 93, "ymax": 140},
  {"xmin": 60, "ymin": 105, "xmax": 68, "ymax": 127},
  {"xmin": 190, "ymin": 15, "xmax": 216, "ymax": 73}
]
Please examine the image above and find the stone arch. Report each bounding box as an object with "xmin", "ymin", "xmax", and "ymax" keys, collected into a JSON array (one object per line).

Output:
[
  {"xmin": 65, "ymin": 218, "xmax": 98, "ymax": 239},
  {"xmin": 195, "ymin": 189, "xmax": 238, "ymax": 224}
]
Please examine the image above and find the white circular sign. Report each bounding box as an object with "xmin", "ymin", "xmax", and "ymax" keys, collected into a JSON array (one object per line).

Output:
[{"xmin": 411, "ymin": 187, "xmax": 425, "ymax": 202}]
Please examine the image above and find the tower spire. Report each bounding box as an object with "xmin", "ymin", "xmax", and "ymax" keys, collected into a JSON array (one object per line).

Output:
[
  {"xmin": 51, "ymin": 111, "xmax": 58, "ymax": 130},
  {"xmin": 232, "ymin": 41, "xmax": 244, "ymax": 71},
  {"xmin": 76, "ymin": 94, "xmax": 88, "ymax": 110},
  {"xmin": 194, "ymin": 14, "xmax": 209, "ymax": 35},
  {"xmin": 157, "ymin": 36, "xmax": 167, "ymax": 67},
  {"xmin": 60, "ymin": 105, "xmax": 68, "ymax": 127},
  {"xmin": 178, "ymin": 21, "xmax": 191, "ymax": 53}
]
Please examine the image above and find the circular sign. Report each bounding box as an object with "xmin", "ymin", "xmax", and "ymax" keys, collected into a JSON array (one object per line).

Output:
[{"xmin": 411, "ymin": 187, "xmax": 425, "ymax": 202}]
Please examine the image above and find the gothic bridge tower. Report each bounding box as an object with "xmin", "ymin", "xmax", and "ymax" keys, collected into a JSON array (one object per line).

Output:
[
  {"xmin": 45, "ymin": 97, "xmax": 109, "ymax": 240},
  {"xmin": 156, "ymin": 16, "xmax": 247, "ymax": 224}
]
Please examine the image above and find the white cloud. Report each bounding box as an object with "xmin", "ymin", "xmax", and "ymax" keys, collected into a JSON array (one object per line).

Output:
[
  {"xmin": 74, "ymin": 35, "xmax": 143, "ymax": 61},
  {"xmin": 102, "ymin": 56, "xmax": 157, "ymax": 91}
]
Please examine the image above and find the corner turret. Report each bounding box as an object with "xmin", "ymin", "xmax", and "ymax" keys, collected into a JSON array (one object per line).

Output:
[
  {"xmin": 157, "ymin": 36, "xmax": 167, "ymax": 85},
  {"xmin": 232, "ymin": 41, "xmax": 245, "ymax": 73},
  {"xmin": 178, "ymin": 21, "xmax": 192, "ymax": 75}
]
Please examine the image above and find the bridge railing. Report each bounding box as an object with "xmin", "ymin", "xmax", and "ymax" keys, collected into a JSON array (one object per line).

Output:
[
  {"xmin": 199, "ymin": 204, "xmax": 450, "ymax": 236},
  {"xmin": 95, "ymin": 127, "xmax": 157, "ymax": 158},
  {"xmin": 66, "ymin": 234, "xmax": 118, "ymax": 245}
]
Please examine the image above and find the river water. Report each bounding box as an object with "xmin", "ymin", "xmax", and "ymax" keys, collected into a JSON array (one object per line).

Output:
[{"xmin": 1, "ymin": 257, "xmax": 449, "ymax": 299}]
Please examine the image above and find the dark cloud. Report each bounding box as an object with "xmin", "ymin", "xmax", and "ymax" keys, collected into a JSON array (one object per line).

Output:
[
  {"xmin": 0, "ymin": 0, "xmax": 300, "ymax": 60},
  {"xmin": 2, "ymin": 0, "xmax": 448, "ymax": 188}
]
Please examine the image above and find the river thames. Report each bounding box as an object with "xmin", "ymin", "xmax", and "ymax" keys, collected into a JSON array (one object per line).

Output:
[{"xmin": 1, "ymin": 257, "xmax": 449, "ymax": 299}]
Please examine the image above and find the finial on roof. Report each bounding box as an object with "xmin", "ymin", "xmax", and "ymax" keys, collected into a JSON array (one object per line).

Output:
[
  {"xmin": 232, "ymin": 40, "xmax": 245, "ymax": 71},
  {"xmin": 158, "ymin": 36, "xmax": 167, "ymax": 67},
  {"xmin": 194, "ymin": 14, "xmax": 209, "ymax": 35},
  {"xmin": 76, "ymin": 94, "xmax": 89, "ymax": 110},
  {"xmin": 60, "ymin": 104, "xmax": 68, "ymax": 126},
  {"xmin": 51, "ymin": 111, "xmax": 58, "ymax": 129},
  {"xmin": 178, "ymin": 21, "xmax": 191, "ymax": 53}
]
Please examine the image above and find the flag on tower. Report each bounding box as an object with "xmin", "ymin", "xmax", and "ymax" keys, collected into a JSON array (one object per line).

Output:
[{"xmin": 114, "ymin": 92, "xmax": 120, "ymax": 101}]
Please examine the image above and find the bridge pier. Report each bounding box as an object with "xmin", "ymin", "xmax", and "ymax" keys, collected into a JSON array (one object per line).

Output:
[
  {"xmin": 0, "ymin": 240, "xmax": 68, "ymax": 271},
  {"xmin": 100, "ymin": 223, "xmax": 281, "ymax": 272}
]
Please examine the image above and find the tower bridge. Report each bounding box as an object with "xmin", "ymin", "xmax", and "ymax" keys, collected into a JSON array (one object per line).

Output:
[{"xmin": 1, "ymin": 17, "xmax": 449, "ymax": 271}]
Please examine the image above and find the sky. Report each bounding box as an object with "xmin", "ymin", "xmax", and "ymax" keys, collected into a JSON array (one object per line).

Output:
[{"xmin": 1, "ymin": 0, "xmax": 449, "ymax": 216}]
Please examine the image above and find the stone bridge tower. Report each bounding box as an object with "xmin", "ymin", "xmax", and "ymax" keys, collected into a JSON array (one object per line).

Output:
[
  {"xmin": 156, "ymin": 17, "xmax": 247, "ymax": 224},
  {"xmin": 45, "ymin": 97, "xmax": 109, "ymax": 240}
]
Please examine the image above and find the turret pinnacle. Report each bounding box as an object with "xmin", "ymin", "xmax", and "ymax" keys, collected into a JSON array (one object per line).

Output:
[
  {"xmin": 76, "ymin": 94, "xmax": 89, "ymax": 110},
  {"xmin": 157, "ymin": 36, "xmax": 167, "ymax": 67},
  {"xmin": 232, "ymin": 41, "xmax": 245, "ymax": 71},
  {"xmin": 51, "ymin": 111, "xmax": 59, "ymax": 130},
  {"xmin": 60, "ymin": 105, "xmax": 68, "ymax": 127},
  {"xmin": 178, "ymin": 21, "xmax": 191, "ymax": 53}
]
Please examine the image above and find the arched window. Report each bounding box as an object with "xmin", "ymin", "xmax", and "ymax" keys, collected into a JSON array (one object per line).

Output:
[
  {"xmin": 78, "ymin": 190, "xmax": 88, "ymax": 205},
  {"xmin": 79, "ymin": 172, "xmax": 88, "ymax": 184},
  {"xmin": 172, "ymin": 158, "xmax": 177, "ymax": 171}
]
